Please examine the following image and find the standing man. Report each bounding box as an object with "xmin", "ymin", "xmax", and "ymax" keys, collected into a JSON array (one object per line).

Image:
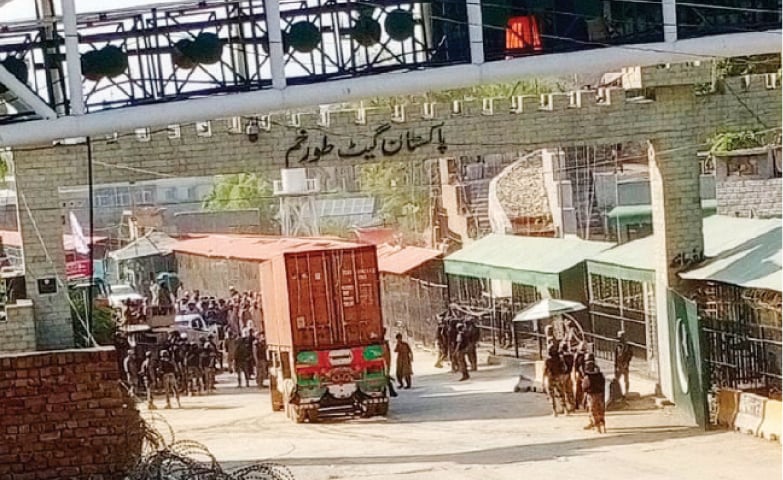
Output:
[
  {"xmin": 455, "ymin": 324, "xmax": 471, "ymax": 381},
  {"xmin": 123, "ymin": 350, "xmax": 139, "ymax": 398},
  {"xmin": 139, "ymin": 351, "xmax": 156, "ymax": 410},
  {"xmin": 158, "ymin": 350, "xmax": 181, "ymax": 409},
  {"xmin": 394, "ymin": 333, "xmax": 414, "ymax": 389},
  {"xmin": 614, "ymin": 330, "xmax": 633, "ymax": 397},
  {"xmin": 381, "ymin": 328, "xmax": 398, "ymax": 397},
  {"xmin": 185, "ymin": 343, "xmax": 203, "ymax": 396},
  {"xmin": 434, "ymin": 315, "xmax": 449, "ymax": 369},
  {"xmin": 464, "ymin": 318, "xmax": 480, "ymax": 372},
  {"xmin": 582, "ymin": 355, "xmax": 606, "ymax": 433},
  {"xmin": 204, "ymin": 335, "xmax": 219, "ymax": 392},
  {"xmin": 235, "ymin": 333, "xmax": 253, "ymax": 388},
  {"xmin": 543, "ymin": 345, "xmax": 570, "ymax": 416},
  {"xmin": 225, "ymin": 330, "xmax": 238, "ymax": 374},
  {"xmin": 573, "ymin": 342, "xmax": 588, "ymax": 410}
]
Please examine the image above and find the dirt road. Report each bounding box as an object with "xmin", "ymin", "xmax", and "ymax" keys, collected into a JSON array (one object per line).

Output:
[{"xmin": 145, "ymin": 350, "xmax": 781, "ymax": 480}]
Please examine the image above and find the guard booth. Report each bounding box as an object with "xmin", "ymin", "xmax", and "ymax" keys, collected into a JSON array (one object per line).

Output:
[{"xmin": 443, "ymin": 234, "xmax": 613, "ymax": 357}]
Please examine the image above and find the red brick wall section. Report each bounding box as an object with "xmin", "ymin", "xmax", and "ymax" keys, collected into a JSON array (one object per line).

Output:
[{"xmin": 0, "ymin": 347, "xmax": 143, "ymax": 479}]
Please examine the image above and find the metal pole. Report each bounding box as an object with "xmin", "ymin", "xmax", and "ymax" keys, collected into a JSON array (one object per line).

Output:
[
  {"xmin": 87, "ymin": 137, "xmax": 94, "ymax": 332},
  {"xmin": 466, "ymin": 0, "xmax": 484, "ymax": 65},
  {"xmin": 61, "ymin": 0, "xmax": 85, "ymax": 115},
  {"xmin": 263, "ymin": 0, "xmax": 286, "ymax": 90},
  {"xmin": 663, "ymin": 0, "xmax": 678, "ymax": 43}
]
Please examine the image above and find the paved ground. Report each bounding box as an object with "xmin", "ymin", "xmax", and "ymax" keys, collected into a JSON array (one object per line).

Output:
[{"xmin": 144, "ymin": 350, "xmax": 781, "ymax": 480}]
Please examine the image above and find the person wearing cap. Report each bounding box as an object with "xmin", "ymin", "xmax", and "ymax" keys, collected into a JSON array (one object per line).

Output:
[
  {"xmin": 158, "ymin": 350, "xmax": 181, "ymax": 409},
  {"xmin": 581, "ymin": 356, "xmax": 606, "ymax": 433},
  {"xmin": 123, "ymin": 350, "xmax": 139, "ymax": 398},
  {"xmin": 139, "ymin": 351, "xmax": 156, "ymax": 410},
  {"xmin": 204, "ymin": 335, "xmax": 218, "ymax": 392},
  {"xmin": 614, "ymin": 330, "xmax": 633, "ymax": 397},
  {"xmin": 543, "ymin": 344, "xmax": 571, "ymax": 416},
  {"xmin": 394, "ymin": 333, "xmax": 414, "ymax": 389},
  {"xmin": 572, "ymin": 342, "xmax": 589, "ymax": 410}
]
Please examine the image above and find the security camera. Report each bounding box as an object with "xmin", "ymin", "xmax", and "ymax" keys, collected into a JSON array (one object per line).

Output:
[{"xmin": 246, "ymin": 121, "xmax": 260, "ymax": 143}]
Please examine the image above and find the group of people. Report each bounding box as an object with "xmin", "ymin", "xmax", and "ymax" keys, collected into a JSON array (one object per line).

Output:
[
  {"xmin": 116, "ymin": 286, "xmax": 271, "ymax": 409},
  {"xmin": 121, "ymin": 332, "xmax": 220, "ymax": 409},
  {"xmin": 542, "ymin": 324, "xmax": 634, "ymax": 434},
  {"xmin": 434, "ymin": 312, "xmax": 481, "ymax": 381}
]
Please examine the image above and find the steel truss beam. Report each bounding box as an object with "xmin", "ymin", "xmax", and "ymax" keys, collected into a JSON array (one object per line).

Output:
[{"xmin": 0, "ymin": 29, "xmax": 779, "ymax": 147}]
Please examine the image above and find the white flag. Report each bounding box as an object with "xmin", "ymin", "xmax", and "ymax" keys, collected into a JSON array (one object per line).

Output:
[{"xmin": 69, "ymin": 211, "xmax": 90, "ymax": 255}]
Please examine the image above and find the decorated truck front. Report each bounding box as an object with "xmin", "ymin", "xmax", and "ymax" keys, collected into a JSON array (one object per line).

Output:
[{"xmin": 260, "ymin": 244, "xmax": 389, "ymax": 422}]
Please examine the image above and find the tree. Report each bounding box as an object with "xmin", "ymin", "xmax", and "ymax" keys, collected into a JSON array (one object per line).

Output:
[
  {"xmin": 359, "ymin": 162, "xmax": 429, "ymax": 243},
  {"xmin": 202, "ymin": 173, "xmax": 278, "ymax": 230}
]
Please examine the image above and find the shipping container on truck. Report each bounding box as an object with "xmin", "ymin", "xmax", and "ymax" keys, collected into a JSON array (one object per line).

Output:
[{"xmin": 260, "ymin": 245, "xmax": 388, "ymax": 423}]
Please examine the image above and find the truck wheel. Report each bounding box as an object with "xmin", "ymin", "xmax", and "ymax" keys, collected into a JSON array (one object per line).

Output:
[
  {"xmin": 307, "ymin": 409, "xmax": 319, "ymax": 423},
  {"xmin": 269, "ymin": 376, "xmax": 284, "ymax": 411},
  {"xmin": 293, "ymin": 406, "xmax": 307, "ymax": 424}
]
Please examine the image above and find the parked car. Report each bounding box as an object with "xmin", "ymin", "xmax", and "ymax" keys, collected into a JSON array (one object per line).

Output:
[
  {"xmin": 173, "ymin": 313, "xmax": 219, "ymax": 343},
  {"xmin": 108, "ymin": 284, "xmax": 144, "ymax": 309}
]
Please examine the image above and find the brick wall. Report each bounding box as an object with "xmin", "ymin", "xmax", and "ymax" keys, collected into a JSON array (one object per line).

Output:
[
  {"xmin": 717, "ymin": 178, "xmax": 783, "ymax": 218},
  {"xmin": 0, "ymin": 347, "xmax": 142, "ymax": 479},
  {"xmin": 0, "ymin": 300, "xmax": 36, "ymax": 353},
  {"xmin": 8, "ymin": 67, "xmax": 782, "ymax": 349}
]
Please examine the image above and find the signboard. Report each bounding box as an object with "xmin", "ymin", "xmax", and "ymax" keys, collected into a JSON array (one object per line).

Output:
[
  {"xmin": 66, "ymin": 260, "xmax": 92, "ymax": 280},
  {"xmin": 668, "ymin": 289, "xmax": 708, "ymax": 428}
]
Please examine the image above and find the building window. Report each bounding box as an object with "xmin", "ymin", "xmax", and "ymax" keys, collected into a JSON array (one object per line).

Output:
[
  {"xmin": 94, "ymin": 189, "xmax": 114, "ymax": 208},
  {"xmin": 590, "ymin": 274, "xmax": 620, "ymax": 306},
  {"xmin": 165, "ymin": 188, "xmax": 177, "ymax": 202},
  {"xmin": 134, "ymin": 187, "xmax": 154, "ymax": 205},
  {"xmin": 621, "ymin": 279, "xmax": 645, "ymax": 313},
  {"xmin": 115, "ymin": 187, "xmax": 131, "ymax": 207}
]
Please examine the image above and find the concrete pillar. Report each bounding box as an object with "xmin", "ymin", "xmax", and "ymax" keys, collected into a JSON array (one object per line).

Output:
[
  {"xmin": 648, "ymin": 135, "xmax": 703, "ymax": 400},
  {"xmin": 14, "ymin": 148, "xmax": 78, "ymax": 350}
]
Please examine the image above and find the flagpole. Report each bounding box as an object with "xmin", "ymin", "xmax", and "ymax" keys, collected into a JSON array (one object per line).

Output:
[{"xmin": 86, "ymin": 137, "xmax": 94, "ymax": 336}]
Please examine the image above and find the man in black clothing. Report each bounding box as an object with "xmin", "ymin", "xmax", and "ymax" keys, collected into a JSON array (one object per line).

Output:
[
  {"xmin": 614, "ymin": 331, "xmax": 633, "ymax": 397},
  {"xmin": 434, "ymin": 315, "xmax": 449, "ymax": 369},
  {"xmin": 464, "ymin": 319, "xmax": 480, "ymax": 372}
]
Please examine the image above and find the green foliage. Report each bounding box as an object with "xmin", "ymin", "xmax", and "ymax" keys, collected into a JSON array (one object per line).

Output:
[
  {"xmin": 202, "ymin": 173, "xmax": 278, "ymax": 228},
  {"xmin": 70, "ymin": 290, "xmax": 115, "ymax": 347},
  {"xmin": 708, "ymin": 130, "xmax": 769, "ymax": 153},
  {"xmin": 358, "ymin": 162, "xmax": 429, "ymax": 240}
]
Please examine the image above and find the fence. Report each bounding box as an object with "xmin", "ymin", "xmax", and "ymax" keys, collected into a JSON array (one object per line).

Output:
[{"xmin": 697, "ymin": 283, "xmax": 782, "ymax": 399}]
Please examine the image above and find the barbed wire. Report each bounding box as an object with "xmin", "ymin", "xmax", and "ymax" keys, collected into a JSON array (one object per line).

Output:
[{"xmin": 125, "ymin": 412, "xmax": 296, "ymax": 480}]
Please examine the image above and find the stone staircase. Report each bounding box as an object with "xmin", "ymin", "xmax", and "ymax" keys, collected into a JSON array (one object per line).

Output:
[{"xmin": 463, "ymin": 179, "xmax": 492, "ymax": 237}]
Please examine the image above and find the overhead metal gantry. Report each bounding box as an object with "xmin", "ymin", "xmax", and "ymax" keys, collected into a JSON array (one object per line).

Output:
[{"xmin": 0, "ymin": 0, "xmax": 779, "ymax": 147}]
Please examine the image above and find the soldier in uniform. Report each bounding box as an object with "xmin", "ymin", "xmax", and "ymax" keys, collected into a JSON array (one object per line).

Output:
[
  {"xmin": 543, "ymin": 345, "xmax": 570, "ymax": 416},
  {"xmin": 234, "ymin": 333, "xmax": 253, "ymax": 388},
  {"xmin": 614, "ymin": 330, "xmax": 633, "ymax": 397},
  {"xmin": 434, "ymin": 315, "xmax": 449, "ymax": 369},
  {"xmin": 185, "ymin": 343, "xmax": 203, "ymax": 396},
  {"xmin": 158, "ymin": 350, "xmax": 181, "ymax": 409},
  {"xmin": 464, "ymin": 318, "xmax": 480, "ymax": 372},
  {"xmin": 582, "ymin": 355, "xmax": 606, "ymax": 433},
  {"xmin": 139, "ymin": 351, "xmax": 156, "ymax": 410},
  {"xmin": 123, "ymin": 350, "xmax": 139, "ymax": 398},
  {"xmin": 455, "ymin": 324, "xmax": 470, "ymax": 381},
  {"xmin": 204, "ymin": 335, "xmax": 219, "ymax": 392}
]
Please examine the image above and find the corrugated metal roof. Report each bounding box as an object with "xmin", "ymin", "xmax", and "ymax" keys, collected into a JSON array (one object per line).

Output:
[
  {"xmin": 172, "ymin": 235, "xmax": 362, "ymax": 262},
  {"xmin": 109, "ymin": 232, "xmax": 178, "ymax": 262},
  {"xmin": 588, "ymin": 215, "xmax": 781, "ymax": 290},
  {"xmin": 376, "ymin": 244, "xmax": 442, "ymax": 275},
  {"xmin": 444, "ymin": 234, "xmax": 614, "ymax": 290},
  {"xmin": 680, "ymin": 218, "xmax": 781, "ymax": 292}
]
